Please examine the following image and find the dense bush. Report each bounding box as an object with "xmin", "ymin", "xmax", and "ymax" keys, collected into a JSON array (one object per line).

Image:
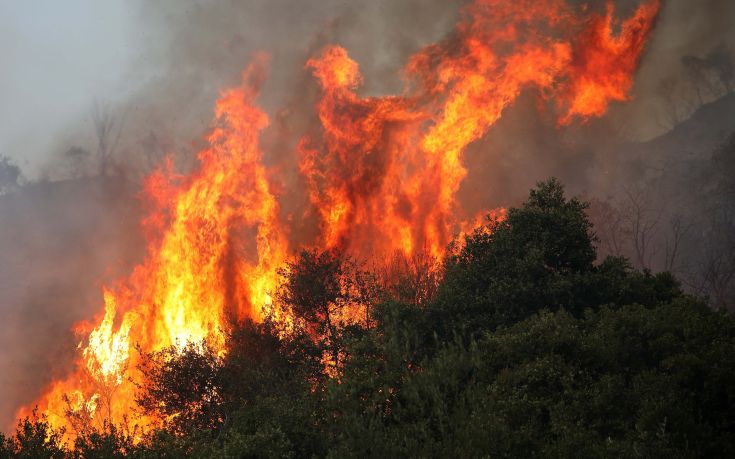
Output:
[{"xmin": 6, "ymin": 179, "xmax": 734, "ymax": 458}]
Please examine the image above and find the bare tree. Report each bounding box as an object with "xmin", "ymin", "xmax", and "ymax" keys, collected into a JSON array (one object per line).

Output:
[
  {"xmin": 663, "ymin": 214, "xmax": 692, "ymax": 272},
  {"xmin": 62, "ymin": 146, "xmax": 92, "ymax": 179},
  {"xmin": 92, "ymin": 101, "xmax": 125, "ymax": 177},
  {"xmin": 587, "ymin": 198, "xmax": 630, "ymax": 259},
  {"xmin": 622, "ymin": 189, "xmax": 661, "ymax": 271},
  {"xmin": 701, "ymin": 251, "xmax": 735, "ymax": 311},
  {"xmin": 139, "ymin": 131, "xmax": 169, "ymax": 173},
  {"xmin": 698, "ymin": 208, "xmax": 735, "ymax": 311}
]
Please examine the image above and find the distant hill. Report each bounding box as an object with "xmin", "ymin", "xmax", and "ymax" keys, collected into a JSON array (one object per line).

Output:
[
  {"xmin": 585, "ymin": 92, "xmax": 735, "ymax": 308},
  {"xmin": 642, "ymin": 91, "xmax": 735, "ymax": 159},
  {"xmin": 619, "ymin": 92, "xmax": 735, "ymax": 187}
]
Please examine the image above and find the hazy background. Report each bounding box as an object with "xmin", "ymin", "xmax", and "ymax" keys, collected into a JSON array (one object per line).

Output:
[
  {"xmin": 0, "ymin": 1, "xmax": 140, "ymax": 176},
  {"xmin": 1, "ymin": 0, "xmax": 733, "ymax": 179}
]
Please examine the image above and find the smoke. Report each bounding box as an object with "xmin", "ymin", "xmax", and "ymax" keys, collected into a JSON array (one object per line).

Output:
[
  {"xmin": 104, "ymin": 0, "xmax": 735, "ymax": 199},
  {"xmin": 614, "ymin": 0, "xmax": 735, "ymax": 138},
  {"xmin": 99, "ymin": 0, "xmax": 462, "ymax": 177},
  {"xmin": 1, "ymin": 0, "xmax": 733, "ymax": 429},
  {"xmin": 0, "ymin": 178, "xmax": 143, "ymax": 429}
]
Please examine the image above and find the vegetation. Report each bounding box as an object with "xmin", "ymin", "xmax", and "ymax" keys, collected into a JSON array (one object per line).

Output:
[{"xmin": 4, "ymin": 179, "xmax": 734, "ymax": 458}]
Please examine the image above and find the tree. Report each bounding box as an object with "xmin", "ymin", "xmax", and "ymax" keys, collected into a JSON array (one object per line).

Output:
[
  {"xmin": 71, "ymin": 423, "xmax": 137, "ymax": 459},
  {"xmin": 436, "ymin": 178, "xmax": 598, "ymax": 335},
  {"xmin": 92, "ymin": 102, "xmax": 124, "ymax": 177},
  {"xmin": 135, "ymin": 318, "xmax": 325, "ymax": 455},
  {"xmin": 622, "ymin": 188, "xmax": 661, "ymax": 271},
  {"xmin": 136, "ymin": 341, "xmax": 226, "ymax": 436},
  {"xmin": 12, "ymin": 178, "xmax": 734, "ymax": 457},
  {"xmin": 324, "ymin": 179, "xmax": 734, "ymax": 457},
  {"xmin": 328, "ymin": 299, "xmax": 735, "ymax": 457},
  {"xmin": 62, "ymin": 146, "xmax": 92, "ymax": 179},
  {"xmin": 587, "ymin": 197, "xmax": 630, "ymax": 259},
  {"xmin": 377, "ymin": 250, "xmax": 441, "ymax": 307},
  {"xmin": 1, "ymin": 411, "xmax": 67, "ymax": 458},
  {"xmin": 276, "ymin": 249, "xmax": 376, "ymax": 372}
]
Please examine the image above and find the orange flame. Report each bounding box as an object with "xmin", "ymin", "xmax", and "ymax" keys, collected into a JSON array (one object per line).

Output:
[
  {"xmin": 559, "ymin": 0, "xmax": 661, "ymax": 123},
  {"xmin": 15, "ymin": 55, "xmax": 287, "ymax": 439},
  {"xmin": 15, "ymin": 0, "xmax": 659, "ymax": 441}
]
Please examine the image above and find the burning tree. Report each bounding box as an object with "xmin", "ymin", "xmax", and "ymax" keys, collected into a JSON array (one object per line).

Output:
[
  {"xmin": 5, "ymin": 178, "xmax": 735, "ymax": 457},
  {"xmin": 14, "ymin": 0, "xmax": 664, "ymax": 448}
]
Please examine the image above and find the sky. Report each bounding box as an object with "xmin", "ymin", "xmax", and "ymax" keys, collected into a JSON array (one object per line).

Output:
[{"xmin": 0, "ymin": 1, "xmax": 138, "ymax": 175}]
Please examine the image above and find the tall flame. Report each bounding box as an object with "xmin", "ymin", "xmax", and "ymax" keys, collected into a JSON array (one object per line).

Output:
[
  {"xmin": 15, "ymin": 55, "xmax": 287, "ymax": 437},
  {"xmin": 15, "ymin": 0, "xmax": 660, "ymax": 441}
]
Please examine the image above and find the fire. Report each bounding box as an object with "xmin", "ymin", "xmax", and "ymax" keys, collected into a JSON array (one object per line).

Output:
[
  {"xmin": 15, "ymin": 55, "xmax": 288, "ymax": 439},
  {"xmin": 83, "ymin": 291, "xmax": 133, "ymax": 387},
  {"xmin": 299, "ymin": 0, "xmax": 659, "ymax": 260},
  {"xmin": 14, "ymin": 0, "xmax": 660, "ymax": 442},
  {"xmin": 560, "ymin": 0, "xmax": 661, "ymax": 123}
]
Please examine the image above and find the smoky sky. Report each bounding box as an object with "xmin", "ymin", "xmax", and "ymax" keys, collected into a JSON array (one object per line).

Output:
[
  {"xmin": 0, "ymin": 0, "xmax": 735, "ymax": 177},
  {"xmin": 0, "ymin": 1, "xmax": 139, "ymax": 177},
  {"xmin": 3, "ymin": 0, "xmax": 731, "ymax": 179}
]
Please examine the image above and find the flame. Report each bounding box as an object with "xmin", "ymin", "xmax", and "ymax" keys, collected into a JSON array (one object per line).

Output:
[
  {"xmin": 15, "ymin": 0, "xmax": 659, "ymax": 441},
  {"xmin": 299, "ymin": 0, "xmax": 659, "ymax": 261},
  {"xmin": 83, "ymin": 291, "xmax": 133, "ymax": 386},
  {"xmin": 15, "ymin": 55, "xmax": 287, "ymax": 439},
  {"xmin": 559, "ymin": 0, "xmax": 661, "ymax": 123}
]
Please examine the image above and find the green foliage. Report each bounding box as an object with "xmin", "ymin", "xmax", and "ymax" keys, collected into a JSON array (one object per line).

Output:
[
  {"xmin": 435, "ymin": 179, "xmax": 682, "ymax": 338},
  {"xmin": 136, "ymin": 340, "xmax": 226, "ymax": 436},
  {"xmin": 132, "ymin": 318, "xmax": 325, "ymax": 457},
  {"xmin": 223, "ymin": 318, "xmax": 323, "ymax": 398},
  {"xmin": 277, "ymin": 249, "xmax": 346, "ymax": 334},
  {"xmin": 381, "ymin": 300, "xmax": 732, "ymax": 457},
  {"xmin": 321, "ymin": 180, "xmax": 734, "ymax": 457},
  {"xmin": 71, "ymin": 424, "xmax": 137, "ymax": 459},
  {"xmin": 276, "ymin": 249, "xmax": 377, "ymax": 371},
  {"xmin": 11, "ymin": 178, "xmax": 735, "ymax": 457},
  {"xmin": 436, "ymin": 179, "xmax": 597, "ymax": 333},
  {"xmin": 2, "ymin": 412, "xmax": 67, "ymax": 458}
]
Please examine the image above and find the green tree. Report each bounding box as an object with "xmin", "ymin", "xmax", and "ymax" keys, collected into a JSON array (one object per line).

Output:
[
  {"xmin": 325, "ymin": 179, "xmax": 734, "ymax": 457},
  {"xmin": 135, "ymin": 319, "xmax": 326, "ymax": 457},
  {"xmin": 276, "ymin": 249, "xmax": 376, "ymax": 372},
  {"xmin": 13, "ymin": 178, "xmax": 731, "ymax": 458},
  {"xmin": 136, "ymin": 340, "xmax": 225, "ymax": 436},
  {"xmin": 435, "ymin": 178, "xmax": 680, "ymax": 338},
  {"xmin": 71, "ymin": 424, "xmax": 137, "ymax": 459},
  {"xmin": 1, "ymin": 411, "xmax": 67, "ymax": 458}
]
